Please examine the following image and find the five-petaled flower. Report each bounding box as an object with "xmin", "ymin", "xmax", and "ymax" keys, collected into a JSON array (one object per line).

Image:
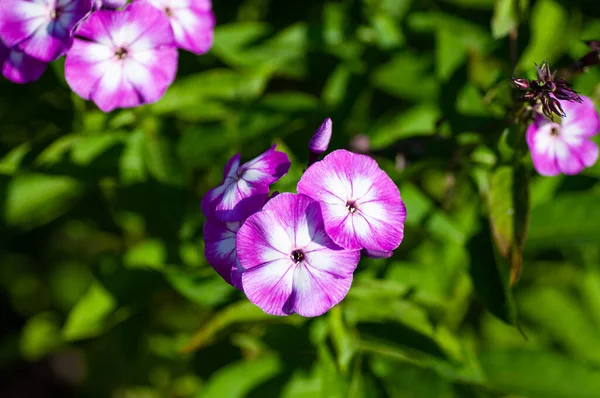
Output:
[
  {"xmin": 297, "ymin": 149, "xmax": 406, "ymax": 252},
  {"xmin": 236, "ymin": 193, "xmax": 360, "ymax": 317},
  {"xmin": 201, "ymin": 145, "xmax": 291, "ymax": 222},
  {"xmin": 0, "ymin": 0, "xmax": 92, "ymax": 62},
  {"xmin": 137, "ymin": 0, "xmax": 215, "ymax": 55},
  {"xmin": 527, "ymin": 95, "xmax": 599, "ymax": 176},
  {"xmin": 65, "ymin": 2, "xmax": 178, "ymax": 112}
]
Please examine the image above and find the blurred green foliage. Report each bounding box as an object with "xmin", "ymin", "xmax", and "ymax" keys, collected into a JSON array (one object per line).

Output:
[{"xmin": 2, "ymin": 0, "xmax": 600, "ymax": 397}]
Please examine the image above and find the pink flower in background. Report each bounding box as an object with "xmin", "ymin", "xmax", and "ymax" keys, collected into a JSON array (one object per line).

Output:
[
  {"xmin": 65, "ymin": 3, "xmax": 178, "ymax": 112},
  {"xmin": 0, "ymin": 0, "xmax": 92, "ymax": 62},
  {"xmin": 297, "ymin": 149, "xmax": 406, "ymax": 252},
  {"xmin": 138, "ymin": 0, "xmax": 214, "ymax": 55},
  {"xmin": 201, "ymin": 145, "xmax": 291, "ymax": 222},
  {"xmin": 0, "ymin": 41, "xmax": 47, "ymax": 83},
  {"xmin": 236, "ymin": 193, "xmax": 360, "ymax": 317},
  {"xmin": 527, "ymin": 95, "xmax": 600, "ymax": 176},
  {"xmin": 203, "ymin": 219, "xmax": 244, "ymax": 289}
]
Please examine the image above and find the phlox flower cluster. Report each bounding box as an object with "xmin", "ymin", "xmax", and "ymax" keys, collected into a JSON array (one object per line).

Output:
[
  {"xmin": 201, "ymin": 119, "xmax": 407, "ymax": 317},
  {"xmin": 512, "ymin": 61, "xmax": 600, "ymax": 176},
  {"xmin": 0, "ymin": 0, "xmax": 214, "ymax": 111}
]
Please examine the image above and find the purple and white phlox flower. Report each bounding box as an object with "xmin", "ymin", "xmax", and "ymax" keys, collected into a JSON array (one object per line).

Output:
[
  {"xmin": 236, "ymin": 193, "xmax": 360, "ymax": 317},
  {"xmin": 203, "ymin": 218, "xmax": 244, "ymax": 289},
  {"xmin": 297, "ymin": 149, "xmax": 406, "ymax": 252},
  {"xmin": 137, "ymin": 0, "xmax": 214, "ymax": 55},
  {"xmin": 65, "ymin": 2, "xmax": 178, "ymax": 112},
  {"xmin": 0, "ymin": 0, "xmax": 92, "ymax": 62},
  {"xmin": 0, "ymin": 40, "xmax": 47, "ymax": 83},
  {"xmin": 527, "ymin": 95, "xmax": 599, "ymax": 176},
  {"xmin": 201, "ymin": 145, "xmax": 291, "ymax": 222}
]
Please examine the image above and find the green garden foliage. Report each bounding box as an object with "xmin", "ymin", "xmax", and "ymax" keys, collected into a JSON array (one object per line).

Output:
[{"xmin": 2, "ymin": 0, "xmax": 600, "ymax": 397}]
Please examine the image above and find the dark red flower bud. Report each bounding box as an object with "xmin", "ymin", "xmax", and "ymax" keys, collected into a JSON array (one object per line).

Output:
[
  {"xmin": 511, "ymin": 77, "xmax": 530, "ymax": 90},
  {"xmin": 544, "ymin": 81, "xmax": 556, "ymax": 92},
  {"xmin": 536, "ymin": 61, "xmax": 552, "ymax": 82},
  {"xmin": 548, "ymin": 98, "xmax": 566, "ymax": 118},
  {"xmin": 522, "ymin": 91, "xmax": 536, "ymax": 100}
]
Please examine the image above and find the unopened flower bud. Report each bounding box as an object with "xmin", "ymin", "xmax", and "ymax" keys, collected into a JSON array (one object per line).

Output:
[
  {"xmin": 511, "ymin": 77, "xmax": 529, "ymax": 90},
  {"xmin": 309, "ymin": 118, "xmax": 333, "ymax": 155},
  {"xmin": 544, "ymin": 81, "xmax": 556, "ymax": 92},
  {"xmin": 536, "ymin": 61, "xmax": 551, "ymax": 82},
  {"xmin": 522, "ymin": 91, "xmax": 536, "ymax": 100},
  {"xmin": 548, "ymin": 98, "xmax": 566, "ymax": 118}
]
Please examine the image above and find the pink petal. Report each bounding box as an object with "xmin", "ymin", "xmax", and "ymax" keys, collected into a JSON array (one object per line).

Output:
[
  {"xmin": 203, "ymin": 219, "xmax": 242, "ymax": 285},
  {"xmin": 288, "ymin": 264, "xmax": 353, "ymax": 317},
  {"xmin": 241, "ymin": 259, "xmax": 295, "ymax": 316},
  {"xmin": 0, "ymin": 45, "xmax": 47, "ymax": 83},
  {"xmin": 560, "ymin": 95, "xmax": 600, "ymax": 138},
  {"xmin": 241, "ymin": 144, "xmax": 291, "ymax": 186},
  {"xmin": 527, "ymin": 121, "xmax": 561, "ymax": 176}
]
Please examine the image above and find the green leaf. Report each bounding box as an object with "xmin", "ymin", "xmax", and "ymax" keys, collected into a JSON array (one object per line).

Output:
[
  {"xmin": 492, "ymin": 0, "xmax": 528, "ymax": 39},
  {"xmin": 370, "ymin": 104, "xmax": 440, "ymax": 149},
  {"xmin": 488, "ymin": 165, "xmax": 530, "ymax": 285},
  {"xmin": 124, "ymin": 239, "xmax": 166, "ymax": 270},
  {"xmin": 480, "ymin": 350, "xmax": 600, "ymax": 398},
  {"xmin": 328, "ymin": 306, "xmax": 358, "ymax": 373},
  {"xmin": 143, "ymin": 131, "xmax": 185, "ymax": 187},
  {"xmin": 165, "ymin": 268, "xmax": 235, "ymax": 308},
  {"xmin": 467, "ymin": 222, "xmax": 517, "ymax": 325},
  {"xmin": 371, "ymin": 53, "xmax": 438, "ymax": 100},
  {"xmin": 518, "ymin": 287, "xmax": 600, "ymax": 365},
  {"xmin": 436, "ymin": 28, "xmax": 468, "ymax": 80},
  {"xmin": 20, "ymin": 312, "xmax": 62, "ymax": 360},
  {"xmin": 182, "ymin": 301, "xmax": 304, "ymax": 353},
  {"xmin": 62, "ymin": 281, "xmax": 117, "ymax": 341},
  {"xmin": 196, "ymin": 356, "xmax": 281, "ymax": 398},
  {"xmin": 3, "ymin": 173, "xmax": 83, "ymax": 228},
  {"xmin": 527, "ymin": 193, "xmax": 600, "ymax": 248},
  {"xmin": 120, "ymin": 129, "xmax": 147, "ymax": 184},
  {"xmin": 518, "ymin": 0, "xmax": 568, "ymax": 69},
  {"xmin": 370, "ymin": 358, "xmax": 455, "ymax": 398}
]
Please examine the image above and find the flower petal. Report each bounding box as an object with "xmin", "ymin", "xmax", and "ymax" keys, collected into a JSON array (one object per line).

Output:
[
  {"xmin": 1, "ymin": 46, "xmax": 47, "ymax": 83},
  {"xmin": 236, "ymin": 206, "xmax": 293, "ymax": 269},
  {"xmin": 241, "ymin": 144, "xmax": 291, "ymax": 186},
  {"xmin": 560, "ymin": 95, "xmax": 600, "ymax": 138},
  {"xmin": 203, "ymin": 219, "xmax": 241, "ymax": 285},
  {"xmin": 241, "ymin": 259, "xmax": 295, "ymax": 316},
  {"xmin": 527, "ymin": 121, "xmax": 561, "ymax": 176}
]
